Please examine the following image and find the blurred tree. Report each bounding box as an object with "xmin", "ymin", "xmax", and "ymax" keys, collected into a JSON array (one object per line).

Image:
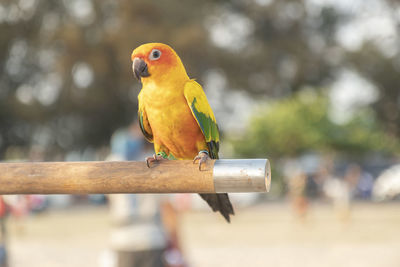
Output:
[
  {"xmin": 231, "ymin": 90, "xmax": 400, "ymax": 159},
  {"xmin": 0, "ymin": 0, "xmax": 212, "ymax": 159},
  {"xmin": 0, "ymin": 0, "xmax": 399, "ymax": 159},
  {"xmin": 347, "ymin": 43, "xmax": 400, "ymax": 137},
  {"xmin": 205, "ymin": 0, "xmax": 400, "ymax": 140},
  {"xmin": 206, "ymin": 1, "xmax": 347, "ymax": 96}
]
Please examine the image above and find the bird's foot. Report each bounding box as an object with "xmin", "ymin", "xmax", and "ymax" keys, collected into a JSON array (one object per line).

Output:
[
  {"xmin": 193, "ymin": 150, "xmax": 210, "ymax": 171},
  {"xmin": 146, "ymin": 153, "xmax": 168, "ymax": 168}
]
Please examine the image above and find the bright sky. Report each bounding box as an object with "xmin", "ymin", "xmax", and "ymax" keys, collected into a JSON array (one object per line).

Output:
[{"xmin": 328, "ymin": 70, "xmax": 379, "ymax": 124}]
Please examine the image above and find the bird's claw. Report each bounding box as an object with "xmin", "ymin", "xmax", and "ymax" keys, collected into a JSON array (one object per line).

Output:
[
  {"xmin": 193, "ymin": 151, "xmax": 209, "ymax": 171},
  {"xmin": 146, "ymin": 154, "xmax": 168, "ymax": 168}
]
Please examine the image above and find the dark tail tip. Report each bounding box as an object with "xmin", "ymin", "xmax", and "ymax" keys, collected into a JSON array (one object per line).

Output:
[{"xmin": 199, "ymin": 193, "xmax": 234, "ymax": 223}]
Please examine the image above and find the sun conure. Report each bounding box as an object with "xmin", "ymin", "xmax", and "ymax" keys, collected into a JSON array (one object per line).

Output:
[{"xmin": 131, "ymin": 43, "xmax": 234, "ymax": 222}]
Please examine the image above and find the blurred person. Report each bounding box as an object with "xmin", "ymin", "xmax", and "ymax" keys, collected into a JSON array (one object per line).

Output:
[
  {"xmin": 0, "ymin": 194, "xmax": 46, "ymax": 267},
  {"xmin": 287, "ymin": 172, "xmax": 308, "ymax": 221},
  {"xmin": 344, "ymin": 163, "xmax": 375, "ymax": 199},
  {"xmin": 1, "ymin": 195, "xmax": 31, "ymax": 236},
  {"xmin": 323, "ymin": 176, "xmax": 351, "ymax": 222},
  {"xmin": 107, "ymin": 124, "xmax": 186, "ymax": 267},
  {"xmin": 322, "ymin": 164, "xmax": 363, "ymax": 222},
  {"xmin": 355, "ymin": 171, "xmax": 374, "ymax": 199},
  {"xmin": 344, "ymin": 164, "xmax": 361, "ymax": 193},
  {"xmin": 344, "ymin": 164, "xmax": 374, "ymax": 199},
  {"xmin": 0, "ymin": 197, "xmax": 8, "ymax": 267},
  {"xmin": 284, "ymin": 160, "xmax": 309, "ymax": 221}
]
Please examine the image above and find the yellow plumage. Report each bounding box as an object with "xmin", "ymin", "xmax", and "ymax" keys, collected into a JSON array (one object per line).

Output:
[
  {"xmin": 139, "ymin": 79, "xmax": 209, "ymax": 159},
  {"xmin": 133, "ymin": 43, "xmax": 217, "ymax": 160},
  {"xmin": 132, "ymin": 43, "xmax": 233, "ymax": 222}
]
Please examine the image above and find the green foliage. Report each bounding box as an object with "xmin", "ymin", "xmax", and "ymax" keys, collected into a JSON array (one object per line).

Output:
[
  {"xmin": 0, "ymin": 0, "xmax": 212, "ymax": 158},
  {"xmin": 1, "ymin": 0, "xmax": 399, "ymax": 159},
  {"xmin": 231, "ymin": 91, "xmax": 399, "ymax": 159}
]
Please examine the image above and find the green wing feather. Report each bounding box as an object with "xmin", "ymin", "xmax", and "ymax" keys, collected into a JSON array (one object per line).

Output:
[
  {"xmin": 184, "ymin": 80, "xmax": 220, "ymax": 159},
  {"xmin": 138, "ymin": 91, "xmax": 153, "ymax": 142}
]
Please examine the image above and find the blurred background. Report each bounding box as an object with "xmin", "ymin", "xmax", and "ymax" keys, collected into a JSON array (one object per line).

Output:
[{"xmin": 1, "ymin": 0, "xmax": 400, "ymax": 266}]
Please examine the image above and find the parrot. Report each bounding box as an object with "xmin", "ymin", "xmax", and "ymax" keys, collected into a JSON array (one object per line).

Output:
[{"xmin": 131, "ymin": 43, "xmax": 234, "ymax": 222}]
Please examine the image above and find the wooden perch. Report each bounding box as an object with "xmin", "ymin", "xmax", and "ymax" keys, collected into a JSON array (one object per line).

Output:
[{"xmin": 0, "ymin": 159, "xmax": 270, "ymax": 195}]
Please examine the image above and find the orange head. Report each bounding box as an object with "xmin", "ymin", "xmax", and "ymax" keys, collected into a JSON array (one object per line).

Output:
[{"xmin": 131, "ymin": 43, "xmax": 189, "ymax": 84}]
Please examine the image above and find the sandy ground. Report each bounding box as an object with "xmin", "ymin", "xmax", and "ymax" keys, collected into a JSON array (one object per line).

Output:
[{"xmin": 4, "ymin": 202, "xmax": 400, "ymax": 267}]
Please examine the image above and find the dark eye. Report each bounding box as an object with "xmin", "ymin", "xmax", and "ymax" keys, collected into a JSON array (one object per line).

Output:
[{"xmin": 149, "ymin": 49, "xmax": 161, "ymax": 60}]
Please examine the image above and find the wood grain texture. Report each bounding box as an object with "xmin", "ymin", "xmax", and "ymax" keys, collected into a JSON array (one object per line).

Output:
[{"xmin": 0, "ymin": 160, "xmax": 215, "ymax": 194}]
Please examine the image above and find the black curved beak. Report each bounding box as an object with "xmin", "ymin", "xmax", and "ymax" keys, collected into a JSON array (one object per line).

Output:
[{"xmin": 132, "ymin": 58, "xmax": 150, "ymax": 82}]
